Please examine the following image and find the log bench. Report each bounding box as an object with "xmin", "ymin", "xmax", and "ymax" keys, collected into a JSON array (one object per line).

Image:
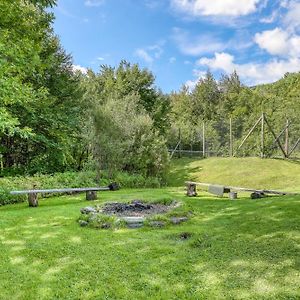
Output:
[
  {"xmin": 10, "ymin": 183, "xmax": 119, "ymax": 207},
  {"xmin": 186, "ymin": 181, "xmax": 297, "ymax": 199}
]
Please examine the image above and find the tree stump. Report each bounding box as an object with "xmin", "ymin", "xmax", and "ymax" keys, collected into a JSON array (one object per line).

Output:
[
  {"xmin": 86, "ymin": 191, "xmax": 97, "ymax": 201},
  {"xmin": 28, "ymin": 193, "xmax": 38, "ymax": 207},
  {"xmin": 186, "ymin": 183, "xmax": 197, "ymax": 197}
]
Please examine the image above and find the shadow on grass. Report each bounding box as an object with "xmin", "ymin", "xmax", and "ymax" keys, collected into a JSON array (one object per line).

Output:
[
  {"xmin": 168, "ymin": 157, "xmax": 204, "ymax": 186},
  {"xmin": 0, "ymin": 190, "xmax": 299, "ymax": 299}
]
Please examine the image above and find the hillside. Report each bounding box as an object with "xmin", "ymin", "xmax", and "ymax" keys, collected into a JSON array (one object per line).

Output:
[{"xmin": 168, "ymin": 157, "xmax": 300, "ymax": 192}]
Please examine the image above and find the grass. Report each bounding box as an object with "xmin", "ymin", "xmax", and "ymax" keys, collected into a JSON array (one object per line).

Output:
[
  {"xmin": 0, "ymin": 187, "xmax": 300, "ymax": 299},
  {"xmin": 168, "ymin": 157, "xmax": 300, "ymax": 191}
]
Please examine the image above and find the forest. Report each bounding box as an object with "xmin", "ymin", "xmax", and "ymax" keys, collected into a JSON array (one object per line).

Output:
[{"xmin": 1, "ymin": 0, "xmax": 300, "ymax": 182}]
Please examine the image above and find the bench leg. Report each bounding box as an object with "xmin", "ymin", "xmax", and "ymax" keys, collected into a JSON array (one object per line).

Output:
[
  {"xmin": 229, "ymin": 192, "xmax": 238, "ymax": 200},
  {"xmin": 28, "ymin": 193, "xmax": 38, "ymax": 207},
  {"xmin": 86, "ymin": 191, "xmax": 97, "ymax": 201},
  {"xmin": 186, "ymin": 184, "xmax": 197, "ymax": 197}
]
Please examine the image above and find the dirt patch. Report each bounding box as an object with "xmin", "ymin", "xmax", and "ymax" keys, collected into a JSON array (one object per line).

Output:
[{"xmin": 102, "ymin": 199, "xmax": 176, "ymax": 217}]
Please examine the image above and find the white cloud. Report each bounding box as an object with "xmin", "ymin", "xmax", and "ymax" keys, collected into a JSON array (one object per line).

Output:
[
  {"xmin": 254, "ymin": 28, "xmax": 290, "ymax": 56},
  {"xmin": 255, "ymin": 27, "xmax": 300, "ymax": 58},
  {"xmin": 284, "ymin": 1, "xmax": 300, "ymax": 31},
  {"xmin": 97, "ymin": 57, "xmax": 105, "ymax": 61},
  {"xmin": 172, "ymin": 27, "xmax": 226, "ymax": 56},
  {"xmin": 259, "ymin": 10, "xmax": 278, "ymax": 23},
  {"xmin": 72, "ymin": 64, "xmax": 88, "ymax": 74},
  {"xmin": 144, "ymin": 0, "xmax": 162, "ymax": 9},
  {"xmin": 196, "ymin": 52, "xmax": 300, "ymax": 85},
  {"xmin": 169, "ymin": 57, "xmax": 176, "ymax": 63},
  {"xmin": 148, "ymin": 45, "xmax": 164, "ymax": 58},
  {"xmin": 84, "ymin": 0, "xmax": 105, "ymax": 7},
  {"xmin": 134, "ymin": 43, "xmax": 164, "ymax": 64},
  {"xmin": 135, "ymin": 49, "xmax": 153, "ymax": 63},
  {"xmin": 171, "ymin": 0, "xmax": 261, "ymax": 17},
  {"xmin": 185, "ymin": 70, "xmax": 206, "ymax": 90}
]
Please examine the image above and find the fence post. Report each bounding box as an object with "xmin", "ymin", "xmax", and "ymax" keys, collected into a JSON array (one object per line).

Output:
[
  {"xmin": 285, "ymin": 119, "xmax": 289, "ymax": 155},
  {"xmin": 202, "ymin": 122, "xmax": 205, "ymax": 158},
  {"xmin": 261, "ymin": 113, "xmax": 265, "ymax": 158},
  {"xmin": 230, "ymin": 117, "xmax": 233, "ymax": 157},
  {"xmin": 179, "ymin": 128, "xmax": 182, "ymax": 158}
]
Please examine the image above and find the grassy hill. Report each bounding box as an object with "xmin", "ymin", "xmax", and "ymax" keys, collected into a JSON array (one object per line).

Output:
[{"xmin": 168, "ymin": 157, "xmax": 300, "ymax": 192}]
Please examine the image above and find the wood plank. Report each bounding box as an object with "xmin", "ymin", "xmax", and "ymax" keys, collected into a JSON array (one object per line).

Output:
[
  {"xmin": 10, "ymin": 187, "xmax": 110, "ymax": 195},
  {"xmin": 185, "ymin": 181, "xmax": 298, "ymax": 196}
]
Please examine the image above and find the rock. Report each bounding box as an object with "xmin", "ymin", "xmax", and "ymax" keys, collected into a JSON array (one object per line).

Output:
[
  {"xmin": 79, "ymin": 220, "xmax": 88, "ymax": 227},
  {"xmin": 127, "ymin": 223, "xmax": 144, "ymax": 229},
  {"xmin": 121, "ymin": 216, "xmax": 145, "ymax": 228},
  {"xmin": 80, "ymin": 206, "xmax": 97, "ymax": 214},
  {"xmin": 100, "ymin": 223, "xmax": 111, "ymax": 229},
  {"xmin": 149, "ymin": 221, "xmax": 165, "ymax": 228},
  {"xmin": 170, "ymin": 217, "xmax": 188, "ymax": 224},
  {"xmin": 122, "ymin": 216, "xmax": 145, "ymax": 223},
  {"xmin": 108, "ymin": 182, "xmax": 119, "ymax": 191},
  {"xmin": 179, "ymin": 232, "xmax": 192, "ymax": 240}
]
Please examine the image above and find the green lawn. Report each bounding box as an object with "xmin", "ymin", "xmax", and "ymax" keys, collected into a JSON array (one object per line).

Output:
[
  {"xmin": 0, "ymin": 187, "xmax": 299, "ymax": 299},
  {"xmin": 168, "ymin": 157, "xmax": 300, "ymax": 191}
]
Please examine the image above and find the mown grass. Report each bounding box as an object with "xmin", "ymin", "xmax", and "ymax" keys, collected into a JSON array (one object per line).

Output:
[
  {"xmin": 168, "ymin": 157, "xmax": 300, "ymax": 191},
  {"xmin": 0, "ymin": 188, "xmax": 299, "ymax": 299}
]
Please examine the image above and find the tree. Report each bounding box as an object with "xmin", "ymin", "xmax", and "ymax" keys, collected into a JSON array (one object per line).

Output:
[
  {"xmin": 191, "ymin": 70, "xmax": 221, "ymax": 122},
  {"xmin": 80, "ymin": 62, "xmax": 170, "ymax": 181},
  {"xmin": 0, "ymin": 0, "xmax": 82, "ymax": 174}
]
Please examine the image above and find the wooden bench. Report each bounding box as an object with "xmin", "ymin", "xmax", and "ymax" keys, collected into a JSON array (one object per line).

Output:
[
  {"xmin": 186, "ymin": 181, "xmax": 298, "ymax": 199},
  {"xmin": 10, "ymin": 183, "xmax": 119, "ymax": 207}
]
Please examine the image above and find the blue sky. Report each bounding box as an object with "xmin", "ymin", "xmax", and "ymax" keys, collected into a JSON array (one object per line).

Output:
[{"xmin": 52, "ymin": 0, "xmax": 300, "ymax": 92}]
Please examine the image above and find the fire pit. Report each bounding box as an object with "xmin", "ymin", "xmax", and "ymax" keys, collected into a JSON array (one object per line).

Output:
[
  {"xmin": 102, "ymin": 200, "xmax": 171, "ymax": 217},
  {"xmin": 78, "ymin": 199, "xmax": 190, "ymax": 229}
]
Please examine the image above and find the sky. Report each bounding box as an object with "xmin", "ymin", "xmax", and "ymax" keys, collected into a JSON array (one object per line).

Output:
[{"xmin": 52, "ymin": 0, "xmax": 300, "ymax": 92}]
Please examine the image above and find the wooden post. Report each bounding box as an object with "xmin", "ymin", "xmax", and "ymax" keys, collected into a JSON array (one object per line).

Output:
[
  {"xmin": 179, "ymin": 128, "xmax": 182, "ymax": 158},
  {"xmin": 261, "ymin": 113, "xmax": 265, "ymax": 158},
  {"xmin": 235, "ymin": 115, "xmax": 262, "ymax": 155},
  {"xmin": 264, "ymin": 117, "xmax": 287, "ymax": 158},
  {"xmin": 287, "ymin": 137, "xmax": 300, "ymax": 157},
  {"xmin": 202, "ymin": 122, "xmax": 205, "ymax": 158},
  {"xmin": 229, "ymin": 117, "xmax": 233, "ymax": 157},
  {"xmin": 229, "ymin": 192, "xmax": 237, "ymax": 200},
  {"xmin": 28, "ymin": 193, "xmax": 38, "ymax": 207},
  {"xmin": 186, "ymin": 183, "xmax": 197, "ymax": 197},
  {"xmin": 271, "ymin": 121, "xmax": 291, "ymax": 148},
  {"xmin": 86, "ymin": 191, "xmax": 97, "ymax": 200},
  {"xmin": 285, "ymin": 119, "xmax": 289, "ymax": 156}
]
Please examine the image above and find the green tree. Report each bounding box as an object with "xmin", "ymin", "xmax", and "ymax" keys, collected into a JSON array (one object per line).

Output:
[{"xmin": 0, "ymin": 0, "xmax": 82, "ymax": 174}]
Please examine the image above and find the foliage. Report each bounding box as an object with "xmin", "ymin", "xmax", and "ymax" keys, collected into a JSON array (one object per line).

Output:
[
  {"xmin": 83, "ymin": 62, "xmax": 170, "ymax": 181},
  {"xmin": 0, "ymin": 0, "xmax": 83, "ymax": 174},
  {"xmin": 168, "ymin": 70, "xmax": 300, "ymax": 157}
]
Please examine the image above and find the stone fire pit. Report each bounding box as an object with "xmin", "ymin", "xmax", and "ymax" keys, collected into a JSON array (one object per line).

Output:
[{"xmin": 78, "ymin": 199, "xmax": 189, "ymax": 229}]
